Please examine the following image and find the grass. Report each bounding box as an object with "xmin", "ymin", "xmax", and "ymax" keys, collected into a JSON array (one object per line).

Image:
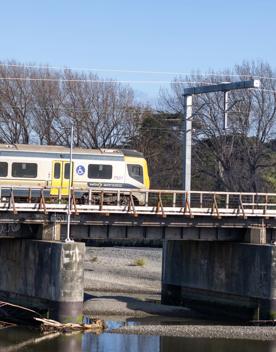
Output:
[{"xmin": 133, "ymin": 258, "xmax": 146, "ymax": 267}]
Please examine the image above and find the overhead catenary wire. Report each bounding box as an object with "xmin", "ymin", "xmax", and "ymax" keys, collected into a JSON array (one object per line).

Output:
[
  {"xmin": 1, "ymin": 62, "xmax": 276, "ymax": 82},
  {"xmin": 0, "ymin": 76, "xmax": 217, "ymax": 85},
  {"xmin": 0, "ymin": 76, "xmax": 276, "ymax": 95}
]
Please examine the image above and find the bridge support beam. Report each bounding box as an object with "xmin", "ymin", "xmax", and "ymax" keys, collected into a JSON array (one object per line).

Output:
[
  {"xmin": 162, "ymin": 240, "xmax": 276, "ymax": 320},
  {"xmin": 37, "ymin": 223, "xmax": 61, "ymax": 241},
  {"xmin": 245, "ymin": 226, "xmax": 267, "ymax": 244},
  {"xmin": 0, "ymin": 239, "xmax": 85, "ymax": 323}
]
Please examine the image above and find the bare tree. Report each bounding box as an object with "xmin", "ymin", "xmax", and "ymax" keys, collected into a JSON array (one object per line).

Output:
[
  {"xmin": 0, "ymin": 62, "xmax": 143, "ymax": 149},
  {"xmin": 159, "ymin": 61, "xmax": 276, "ymax": 192},
  {"xmin": 0, "ymin": 61, "xmax": 33, "ymax": 144},
  {"xmin": 61, "ymin": 70, "xmax": 138, "ymax": 148},
  {"xmin": 30, "ymin": 67, "xmax": 64, "ymax": 145}
]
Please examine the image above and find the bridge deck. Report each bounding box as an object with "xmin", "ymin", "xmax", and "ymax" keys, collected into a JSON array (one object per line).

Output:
[{"xmin": 0, "ymin": 187, "xmax": 276, "ymax": 241}]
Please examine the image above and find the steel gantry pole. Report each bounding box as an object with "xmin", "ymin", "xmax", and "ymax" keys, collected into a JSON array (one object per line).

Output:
[
  {"xmin": 182, "ymin": 94, "xmax": 193, "ymax": 193},
  {"xmin": 223, "ymin": 91, "xmax": 229, "ymax": 130},
  {"xmin": 182, "ymin": 79, "xmax": 261, "ymax": 192}
]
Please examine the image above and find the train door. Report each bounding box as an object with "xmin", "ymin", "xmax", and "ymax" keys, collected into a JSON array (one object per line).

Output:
[{"xmin": 50, "ymin": 161, "xmax": 73, "ymax": 196}]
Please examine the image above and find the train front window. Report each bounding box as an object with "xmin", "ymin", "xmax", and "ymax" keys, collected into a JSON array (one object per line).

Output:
[
  {"xmin": 12, "ymin": 163, "xmax": 37, "ymax": 178},
  {"xmin": 127, "ymin": 164, "xmax": 143, "ymax": 183},
  {"xmin": 0, "ymin": 162, "xmax": 8, "ymax": 177},
  {"xmin": 88, "ymin": 164, "xmax": 112, "ymax": 179}
]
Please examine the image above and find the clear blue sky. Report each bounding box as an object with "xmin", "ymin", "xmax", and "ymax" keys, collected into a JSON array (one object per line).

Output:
[{"xmin": 1, "ymin": 0, "xmax": 275, "ymax": 103}]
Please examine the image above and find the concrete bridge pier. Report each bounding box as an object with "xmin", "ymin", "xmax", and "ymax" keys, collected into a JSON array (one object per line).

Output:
[
  {"xmin": 162, "ymin": 238, "xmax": 276, "ymax": 320},
  {"xmin": 0, "ymin": 239, "xmax": 85, "ymax": 323}
]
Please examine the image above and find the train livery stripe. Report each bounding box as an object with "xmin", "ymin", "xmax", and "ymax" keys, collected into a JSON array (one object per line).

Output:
[
  {"xmin": 87, "ymin": 182, "xmax": 138, "ymax": 189},
  {"xmin": 0, "ymin": 151, "xmax": 124, "ymax": 161}
]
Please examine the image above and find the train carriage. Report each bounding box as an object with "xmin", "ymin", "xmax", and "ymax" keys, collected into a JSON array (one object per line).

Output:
[{"xmin": 0, "ymin": 144, "xmax": 150, "ymax": 204}]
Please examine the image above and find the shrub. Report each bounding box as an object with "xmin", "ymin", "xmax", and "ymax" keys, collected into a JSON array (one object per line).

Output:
[{"xmin": 133, "ymin": 258, "xmax": 146, "ymax": 267}]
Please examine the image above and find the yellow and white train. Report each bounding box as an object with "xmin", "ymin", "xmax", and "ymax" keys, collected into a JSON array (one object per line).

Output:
[{"xmin": 0, "ymin": 144, "xmax": 150, "ymax": 204}]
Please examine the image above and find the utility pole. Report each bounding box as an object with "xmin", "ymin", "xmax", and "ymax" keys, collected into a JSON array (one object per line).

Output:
[
  {"xmin": 66, "ymin": 124, "xmax": 74, "ymax": 243},
  {"xmin": 182, "ymin": 79, "xmax": 261, "ymax": 192}
]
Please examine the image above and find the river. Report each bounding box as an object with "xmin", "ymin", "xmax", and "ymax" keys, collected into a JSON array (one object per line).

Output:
[{"xmin": 0, "ymin": 322, "xmax": 275, "ymax": 352}]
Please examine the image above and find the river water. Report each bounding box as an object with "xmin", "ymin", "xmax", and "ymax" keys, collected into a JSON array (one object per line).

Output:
[{"xmin": 0, "ymin": 322, "xmax": 275, "ymax": 352}]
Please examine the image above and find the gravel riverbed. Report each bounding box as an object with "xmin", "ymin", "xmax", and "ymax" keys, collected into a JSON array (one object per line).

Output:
[
  {"xmin": 83, "ymin": 246, "xmax": 276, "ymax": 341},
  {"xmin": 84, "ymin": 246, "xmax": 162, "ymax": 294}
]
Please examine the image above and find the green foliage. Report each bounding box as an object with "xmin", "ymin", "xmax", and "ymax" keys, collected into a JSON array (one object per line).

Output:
[{"xmin": 129, "ymin": 112, "xmax": 182, "ymax": 189}]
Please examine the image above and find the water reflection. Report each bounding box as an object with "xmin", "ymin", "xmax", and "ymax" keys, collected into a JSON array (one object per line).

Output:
[
  {"xmin": 0, "ymin": 327, "xmax": 83, "ymax": 352},
  {"xmin": 160, "ymin": 337, "xmax": 276, "ymax": 352},
  {"xmin": 0, "ymin": 326, "xmax": 275, "ymax": 352},
  {"xmin": 83, "ymin": 332, "xmax": 159, "ymax": 352}
]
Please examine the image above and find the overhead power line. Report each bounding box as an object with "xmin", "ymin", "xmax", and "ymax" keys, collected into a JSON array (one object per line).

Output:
[
  {"xmin": 1, "ymin": 62, "xmax": 276, "ymax": 82},
  {"xmin": 0, "ymin": 76, "xmax": 276, "ymax": 95},
  {"xmin": 1, "ymin": 76, "xmax": 276, "ymax": 95},
  {"xmin": 0, "ymin": 76, "xmax": 217, "ymax": 85}
]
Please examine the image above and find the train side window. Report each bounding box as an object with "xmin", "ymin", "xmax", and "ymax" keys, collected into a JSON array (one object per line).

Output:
[
  {"xmin": 127, "ymin": 164, "xmax": 143, "ymax": 183},
  {"xmin": 64, "ymin": 163, "xmax": 71, "ymax": 180},
  {"xmin": 12, "ymin": 163, "xmax": 37, "ymax": 178},
  {"xmin": 88, "ymin": 164, "xmax": 112, "ymax": 179},
  {"xmin": 0, "ymin": 162, "xmax": 8, "ymax": 177},
  {"xmin": 54, "ymin": 163, "xmax": 61, "ymax": 179}
]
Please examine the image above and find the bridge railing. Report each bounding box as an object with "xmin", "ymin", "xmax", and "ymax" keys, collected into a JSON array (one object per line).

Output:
[{"xmin": 0, "ymin": 185, "xmax": 276, "ymax": 217}]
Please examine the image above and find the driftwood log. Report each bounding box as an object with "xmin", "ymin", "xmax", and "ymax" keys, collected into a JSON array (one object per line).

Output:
[
  {"xmin": 0, "ymin": 300, "xmax": 105, "ymax": 333},
  {"xmin": 0, "ymin": 300, "xmax": 41, "ymax": 326},
  {"xmin": 34, "ymin": 317, "xmax": 105, "ymax": 333}
]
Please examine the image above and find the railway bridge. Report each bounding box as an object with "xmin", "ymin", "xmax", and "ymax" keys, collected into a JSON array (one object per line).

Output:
[{"xmin": 0, "ymin": 186, "xmax": 276, "ymax": 322}]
